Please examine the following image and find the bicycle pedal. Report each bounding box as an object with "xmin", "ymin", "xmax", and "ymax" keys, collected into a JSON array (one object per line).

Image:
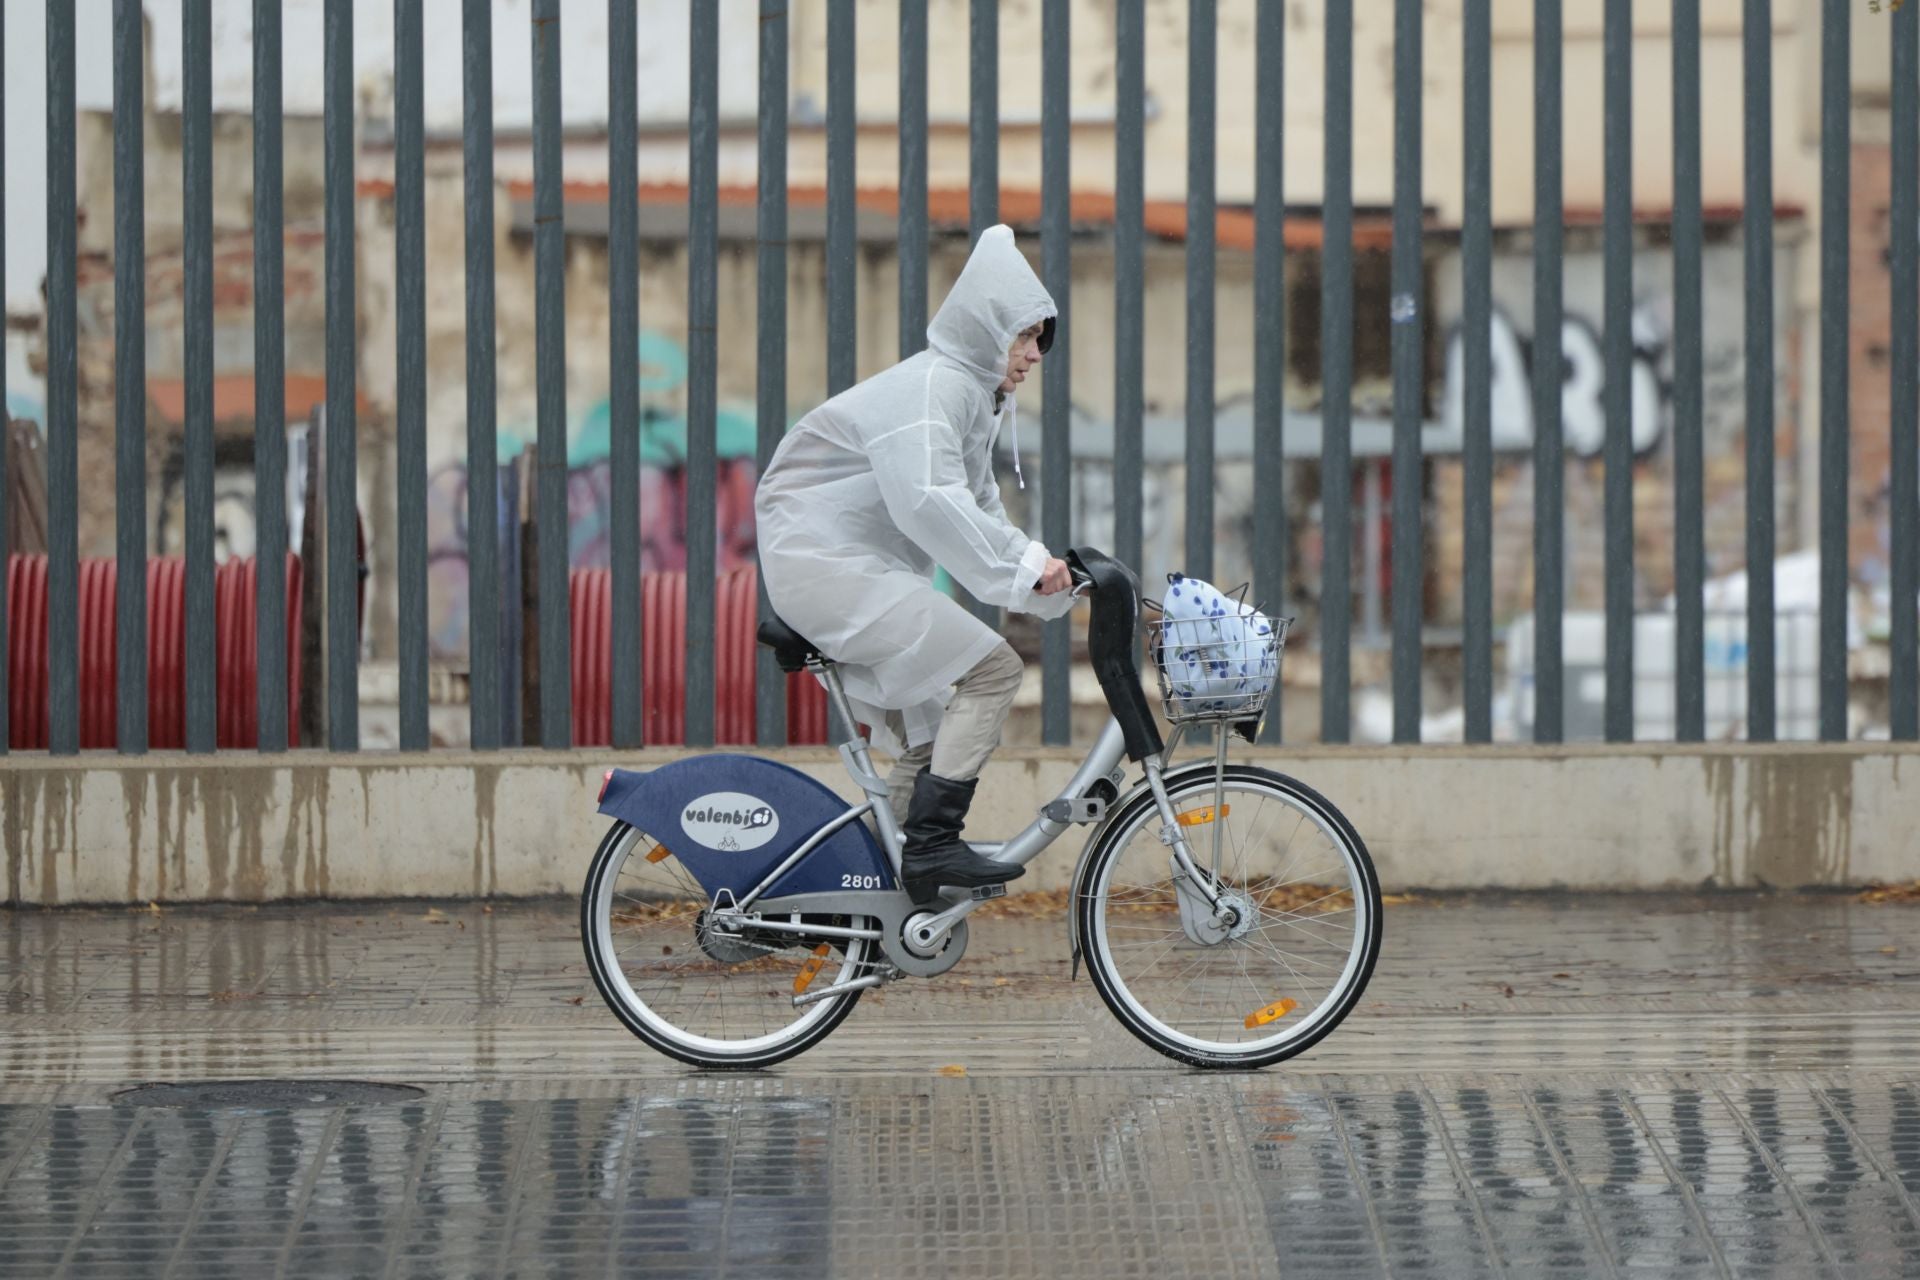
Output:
[{"xmin": 969, "ymin": 883, "xmax": 1007, "ymax": 902}]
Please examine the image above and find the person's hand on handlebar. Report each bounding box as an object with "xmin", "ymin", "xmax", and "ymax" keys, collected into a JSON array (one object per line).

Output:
[{"xmin": 1034, "ymin": 557, "xmax": 1075, "ymax": 595}]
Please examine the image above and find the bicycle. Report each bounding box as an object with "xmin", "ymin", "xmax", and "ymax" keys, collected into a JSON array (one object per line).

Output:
[{"xmin": 580, "ymin": 547, "xmax": 1381, "ymax": 1069}]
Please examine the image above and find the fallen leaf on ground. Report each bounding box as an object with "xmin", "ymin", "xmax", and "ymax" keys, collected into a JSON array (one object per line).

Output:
[
  {"xmin": 1858, "ymin": 880, "xmax": 1920, "ymax": 904},
  {"xmin": 1552, "ymin": 972, "xmax": 1573, "ymax": 979},
  {"xmin": 1502, "ymin": 984, "xmax": 1515, "ymax": 997},
  {"xmin": 567, "ymin": 995, "xmax": 585, "ymax": 1005},
  {"xmin": 937, "ymin": 1064, "xmax": 967, "ymax": 1078}
]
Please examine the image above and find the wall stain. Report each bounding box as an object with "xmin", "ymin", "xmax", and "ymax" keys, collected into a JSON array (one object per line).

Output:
[
  {"xmin": 1702, "ymin": 754, "xmax": 1854, "ymax": 888},
  {"xmin": 287, "ymin": 767, "xmax": 332, "ymax": 897},
  {"xmin": 1745, "ymin": 753, "xmax": 1853, "ymax": 888},
  {"xmin": 3, "ymin": 772, "xmax": 31, "ymax": 902},
  {"xmin": 1705, "ymin": 757, "xmax": 1736, "ymax": 886},
  {"xmin": 473, "ymin": 764, "xmax": 500, "ymax": 897},
  {"xmin": 220, "ymin": 768, "xmax": 281, "ymax": 899},
  {"xmin": 37, "ymin": 772, "xmax": 68, "ymax": 905},
  {"xmin": 3, "ymin": 772, "xmax": 22, "ymax": 902},
  {"xmin": 196, "ymin": 771, "xmax": 233, "ymax": 900},
  {"xmin": 119, "ymin": 771, "xmax": 149, "ymax": 902}
]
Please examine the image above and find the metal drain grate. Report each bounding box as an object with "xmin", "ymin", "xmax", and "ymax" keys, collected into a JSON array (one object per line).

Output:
[{"xmin": 113, "ymin": 1080, "xmax": 426, "ymax": 1108}]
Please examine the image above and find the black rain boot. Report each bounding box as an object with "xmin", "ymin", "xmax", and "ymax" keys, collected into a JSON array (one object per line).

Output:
[{"xmin": 899, "ymin": 768, "xmax": 1025, "ymax": 906}]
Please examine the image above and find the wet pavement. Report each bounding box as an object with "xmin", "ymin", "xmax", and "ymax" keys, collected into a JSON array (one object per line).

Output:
[{"xmin": 3, "ymin": 891, "xmax": 1919, "ymax": 1277}]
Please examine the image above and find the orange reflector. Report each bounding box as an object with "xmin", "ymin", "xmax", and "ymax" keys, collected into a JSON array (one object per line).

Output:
[
  {"xmin": 598, "ymin": 770, "xmax": 614, "ymax": 801},
  {"xmin": 644, "ymin": 844, "xmax": 673, "ymax": 864},
  {"xmin": 1176, "ymin": 804, "xmax": 1230, "ymax": 827},
  {"xmin": 793, "ymin": 944, "xmax": 831, "ymax": 995},
  {"xmin": 1244, "ymin": 998, "xmax": 1298, "ymax": 1029}
]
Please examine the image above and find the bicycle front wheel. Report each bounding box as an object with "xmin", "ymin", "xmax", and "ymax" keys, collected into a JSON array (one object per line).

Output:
[
  {"xmin": 1077, "ymin": 766, "xmax": 1382, "ymax": 1069},
  {"xmin": 581, "ymin": 820, "xmax": 875, "ymax": 1069}
]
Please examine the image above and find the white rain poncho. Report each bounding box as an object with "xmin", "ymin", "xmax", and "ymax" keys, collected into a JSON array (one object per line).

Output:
[{"xmin": 755, "ymin": 224, "xmax": 1075, "ymax": 753}]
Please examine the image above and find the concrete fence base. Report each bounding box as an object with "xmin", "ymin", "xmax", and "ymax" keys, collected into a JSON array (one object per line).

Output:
[{"xmin": 3, "ymin": 745, "xmax": 1916, "ymax": 906}]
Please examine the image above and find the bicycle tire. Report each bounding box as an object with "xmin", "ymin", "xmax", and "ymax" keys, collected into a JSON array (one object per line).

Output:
[{"xmin": 1075, "ymin": 766, "xmax": 1383, "ymax": 1069}]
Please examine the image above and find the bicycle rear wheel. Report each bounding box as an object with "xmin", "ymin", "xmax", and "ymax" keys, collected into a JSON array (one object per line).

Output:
[
  {"xmin": 581, "ymin": 820, "xmax": 875, "ymax": 1068},
  {"xmin": 1077, "ymin": 766, "xmax": 1381, "ymax": 1069}
]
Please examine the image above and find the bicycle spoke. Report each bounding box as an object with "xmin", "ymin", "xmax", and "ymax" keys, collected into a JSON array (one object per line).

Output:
[
  {"xmin": 586, "ymin": 825, "xmax": 873, "ymax": 1060},
  {"xmin": 1089, "ymin": 775, "xmax": 1376, "ymax": 1060}
]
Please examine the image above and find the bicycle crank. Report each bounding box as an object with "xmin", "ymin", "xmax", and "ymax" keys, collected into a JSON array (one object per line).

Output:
[{"xmin": 883, "ymin": 912, "xmax": 971, "ymax": 977}]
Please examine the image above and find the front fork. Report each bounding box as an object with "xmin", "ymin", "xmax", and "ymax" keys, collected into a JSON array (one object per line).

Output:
[{"xmin": 1142, "ymin": 733, "xmax": 1243, "ymax": 945}]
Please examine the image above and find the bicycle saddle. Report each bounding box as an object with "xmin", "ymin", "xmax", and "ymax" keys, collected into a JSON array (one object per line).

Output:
[{"xmin": 756, "ymin": 616, "xmax": 830, "ymax": 672}]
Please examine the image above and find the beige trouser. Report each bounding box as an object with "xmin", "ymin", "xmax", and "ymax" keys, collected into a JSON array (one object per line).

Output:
[{"xmin": 882, "ymin": 641, "xmax": 1025, "ymax": 826}]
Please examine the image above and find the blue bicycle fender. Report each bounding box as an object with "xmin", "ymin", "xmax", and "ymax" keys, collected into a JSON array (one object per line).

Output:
[{"xmin": 597, "ymin": 755, "xmax": 895, "ymax": 900}]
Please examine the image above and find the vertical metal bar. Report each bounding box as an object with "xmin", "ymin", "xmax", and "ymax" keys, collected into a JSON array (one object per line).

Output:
[
  {"xmin": 395, "ymin": 0, "xmax": 427, "ymax": 752},
  {"xmin": 1743, "ymin": 0, "xmax": 1775, "ymax": 741},
  {"xmin": 1389, "ymin": 0, "xmax": 1422, "ymax": 743},
  {"xmin": 254, "ymin": 0, "xmax": 287, "ymax": 753},
  {"xmin": 1186, "ymin": 0, "xmax": 1216, "ymax": 582},
  {"xmin": 899, "ymin": 0, "xmax": 928, "ymax": 359},
  {"xmin": 1461, "ymin": 0, "xmax": 1491, "ymax": 744},
  {"xmin": 1114, "ymin": 0, "xmax": 1144, "ymax": 579},
  {"xmin": 0, "ymin": 3, "xmax": 7, "ymax": 755},
  {"xmin": 464, "ymin": 0, "xmax": 500, "ymax": 751},
  {"xmin": 1254, "ymin": 0, "xmax": 1285, "ymax": 744},
  {"xmin": 1320, "ymin": 0, "xmax": 1354, "ymax": 744},
  {"xmin": 755, "ymin": 0, "xmax": 790, "ymax": 747},
  {"xmin": 46, "ymin": 0, "xmax": 79, "ymax": 755},
  {"xmin": 687, "ymin": 0, "xmax": 719, "ymax": 747},
  {"xmin": 184, "ymin": 0, "xmax": 216, "ymax": 753},
  {"xmin": 324, "ymin": 0, "xmax": 359, "ymax": 750},
  {"xmin": 1041, "ymin": 0, "xmax": 1071, "ymax": 746},
  {"xmin": 1601, "ymin": 0, "xmax": 1633, "ymax": 743},
  {"xmin": 1531, "ymin": 0, "xmax": 1564, "ymax": 743},
  {"xmin": 610, "ymin": 0, "xmax": 641, "ymax": 748},
  {"xmin": 1818, "ymin": 0, "xmax": 1849, "ymax": 741},
  {"xmin": 532, "ymin": 0, "xmax": 570, "ymax": 748},
  {"xmin": 1362, "ymin": 460, "xmax": 1383, "ymax": 642},
  {"xmin": 964, "ymin": 0, "xmax": 1002, "ymax": 631},
  {"xmin": 1673, "ymin": 0, "xmax": 1704, "ymax": 742},
  {"xmin": 115, "ymin": 0, "xmax": 148, "ymax": 754},
  {"xmin": 970, "ymin": 0, "xmax": 999, "ymax": 242},
  {"xmin": 1893, "ymin": 0, "xmax": 1920, "ymax": 742},
  {"xmin": 826, "ymin": 0, "xmax": 854, "ymax": 397}
]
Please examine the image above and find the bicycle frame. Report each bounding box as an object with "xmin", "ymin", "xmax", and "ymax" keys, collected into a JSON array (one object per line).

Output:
[
  {"xmin": 724, "ymin": 662, "xmax": 1231, "ymax": 965},
  {"xmin": 715, "ymin": 546, "xmax": 1240, "ymax": 976}
]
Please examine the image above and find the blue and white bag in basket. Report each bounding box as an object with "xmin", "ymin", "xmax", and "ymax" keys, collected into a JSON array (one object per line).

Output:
[{"xmin": 1153, "ymin": 573, "xmax": 1281, "ymax": 718}]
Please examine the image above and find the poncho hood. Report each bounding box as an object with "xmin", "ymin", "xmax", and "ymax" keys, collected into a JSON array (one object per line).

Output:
[{"xmin": 926, "ymin": 224, "xmax": 1057, "ymax": 393}]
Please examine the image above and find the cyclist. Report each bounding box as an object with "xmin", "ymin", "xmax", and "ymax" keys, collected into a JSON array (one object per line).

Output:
[{"xmin": 755, "ymin": 225, "xmax": 1077, "ymax": 904}]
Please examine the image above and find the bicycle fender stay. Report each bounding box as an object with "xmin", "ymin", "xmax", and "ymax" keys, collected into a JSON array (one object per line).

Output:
[
  {"xmin": 597, "ymin": 755, "xmax": 895, "ymax": 900},
  {"xmin": 1063, "ymin": 759, "xmax": 1229, "ymax": 977}
]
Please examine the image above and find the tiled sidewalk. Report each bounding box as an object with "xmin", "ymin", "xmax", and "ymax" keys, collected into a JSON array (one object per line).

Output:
[{"xmin": 3, "ymin": 893, "xmax": 1918, "ymax": 1277}]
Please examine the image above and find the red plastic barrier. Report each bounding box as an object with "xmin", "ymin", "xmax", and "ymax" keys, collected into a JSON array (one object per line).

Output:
[
  {"xmin": 5, "ymin": 553, "xmax": 302, "ymax": 751},
  {"xmin": 78, "ymin": 558, "xmax": 116, "ymax": 748},
  {"xmin": 213, "ymin": 553, "xmax": 304, "ymax": 749},
  {"xmin": 146, "ymin": 557, "xmax": 184, "ymax": 748},
  {"xmin": 567, "ymin": 564, "xmax": 828, "ymax": 747},
  {"xmin": 7, "ymin": 554, "xmax": 47, "ymax": 750}
]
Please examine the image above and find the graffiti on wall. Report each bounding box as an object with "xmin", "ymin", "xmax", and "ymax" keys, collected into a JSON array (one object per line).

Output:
[
  {"xmin": 422, "ymin": 453, "xmax": 761, "ymax": 658},
  {"xmin": 423, "ymin": 331, "xmax": 763, "ymax": 659},
  {"xmin": 1440, "ymin": 305, "xmax": 1668, "ymax": 457}
]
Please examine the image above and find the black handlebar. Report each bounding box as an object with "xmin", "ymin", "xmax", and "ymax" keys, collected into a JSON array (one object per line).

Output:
[{"xmin": 1034, "ymin": 549, "xmax": 1098, "ymax": 593}]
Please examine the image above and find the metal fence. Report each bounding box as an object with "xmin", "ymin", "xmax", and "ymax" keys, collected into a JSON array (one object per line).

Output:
[{"xmin": 3, "ymin": 0, "xmax": 1918, "ymax": 756}]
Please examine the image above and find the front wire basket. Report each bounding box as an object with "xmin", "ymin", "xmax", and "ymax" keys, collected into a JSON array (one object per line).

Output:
[{"xmin": 1144, "ymin": 581, "xmax": 1292, "ymax": 729}]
